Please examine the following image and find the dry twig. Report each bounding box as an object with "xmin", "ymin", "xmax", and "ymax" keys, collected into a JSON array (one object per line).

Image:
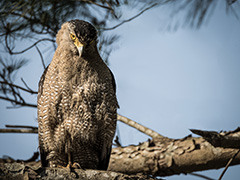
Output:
[
  {"xmin": 117, "ymin": 114, "xmax": 164, "ymax": 139},
  {"xmin": 0, "ymin": 81, "xmax": 37, "ymax": 94},
  {"xmin": 218, "ymin": 149, "xmax": 240, "ymax": 180},
  {"xmin": 5, "ymin": 125, "xmax": 38, "ymax": 130},
  {"xmin": 6, "ymin": 38, "xmax": 54, "ymax": 55},
  {"xmin": 0, "ymin": 128, "xmax": 37, "ymax": 133},
  {"xmin": 102, "ymin": 3, "xmax": 158, "ymax": 31},
  {"xmin": 0, "ymin": 96, "xmax": 37, "ymax": 108},
  {"xmin": 189, "ymin": 172, "xmax": 215, "ymax": 180}
]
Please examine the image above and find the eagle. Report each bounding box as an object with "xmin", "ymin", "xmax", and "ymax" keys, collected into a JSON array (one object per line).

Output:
[{"xmin": 37, "ymin": 19, "xmax": 118, "ymax": 170}]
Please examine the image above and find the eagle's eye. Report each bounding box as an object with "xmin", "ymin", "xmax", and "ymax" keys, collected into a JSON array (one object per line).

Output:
[{"xmin": 70, "ymin": 33, "xmax": 76, "ymax": 41}]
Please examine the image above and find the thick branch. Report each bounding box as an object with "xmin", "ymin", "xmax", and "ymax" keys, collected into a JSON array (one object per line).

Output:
[
  {"xmin": 108, "ymin": 131, "xmax": 240, "ymax": 176},
  {"xmin": 0, "ymin": 124, "xmax": 239, "ymax": 177},
  {"xmin": 0, "ymin": 163, "xmax": 155, "ymax": 180}
]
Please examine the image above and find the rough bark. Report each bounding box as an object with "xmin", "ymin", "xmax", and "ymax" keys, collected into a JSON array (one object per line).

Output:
[
  {"xmin": 1, "ymin": 128, "xmax": 240, "ymax": 179},
  {"xmin": 109, "ymin": 130, "xmax": 240, "ymax": 176},
  {"xmin": 0, "ymin": 162, "xmax": 156, "ymax": 180},
  {"xmin": 190, "ymin": 127, "xmax": 240, "ymax": 149}
]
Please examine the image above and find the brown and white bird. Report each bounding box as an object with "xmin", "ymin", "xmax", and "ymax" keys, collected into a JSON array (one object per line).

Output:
[{"xmin": 37, "ymin": 19, "xmax": 118, "ymax": 170}]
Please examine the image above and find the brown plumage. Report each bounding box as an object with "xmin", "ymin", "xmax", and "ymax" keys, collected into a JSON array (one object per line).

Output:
[{"xmin": 37, "ymin": 19, "xmax": 118, "ymax": 170}]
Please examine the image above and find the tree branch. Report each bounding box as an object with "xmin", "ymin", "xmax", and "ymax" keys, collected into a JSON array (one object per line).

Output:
[
  {"xmin": 189, "ymin": 172, "xmax": 215, "ymax": 180},
  {"xmin": 117, "ymin": 114, "xmax": 165, "ymax": 139},
  {"xmin": 35, "ymin": 46, "xmax": 46, "ymax": 69},
  {"xmin": 5, "ymin": 125, "xmax": 38, "ymax": 130},
  {"xmin": 0, "ymin": 129, "xmax": 37, "ymax": 134},
  {"xmin": 80, "ymin": 0, "xmax": 116, "ymax": 16},
  {"xmin": 0, "ymin": 123, "xmax": 239, "ymax": 178},
  {"xmin": 6, "ymin": 38, "xmax": 55, "ymax": 55},
  {"xmin": 0, "ymin": 163, "xmax": 156, "ymax": 180},
  {"xmin": 102, "ymin": 3, "xmax": 158, "ymax": 31},
  {"xmin": 0, "ymin": 81, "xmax": 37, "ymax": 94},
  {"xmin": 190, "ymin": 128, "xmax": 240, "ymax": 149},
  {"xmin": 0, "ymin": 96, "xmax": 37, "ymax": 108},
  {"xmin": 218, "ymin": 149, "xmax": 240, "ymax": 180},
  {"xmin": 109, "ymin": 130, "xmax": 240, "ymax": 176}
]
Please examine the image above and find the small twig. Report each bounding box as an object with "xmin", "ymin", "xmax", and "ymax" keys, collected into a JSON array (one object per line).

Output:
[
  {"xmin": 7, "ymin": 38, "xmax": 55, "ymax": 55},
  {"xmin": 117, "ymin": 114, "xmax": 164, "ymax": 139},
  {"xmin": 113, "ymin": 135, "xmax": 122, "ymax": 147},
  {"xmin": 35, "ymin": 46, "xmax": 46, "ymax": 69},
  {"xmin": 5, "ymin": 125, "xmax": 38, "ymax": 130},
  {"xmin": 218, "ymin": 149, "xmax": 240, "ymax": 180},
  {"xmin": 0, "ymin": 95, "xmax": 37, "ymax": 108},
  {"xmin": 0, "ymin": 128, "xmax": 38, "ymax": 133},
  {"xmin": 21, "ymin": 78, "xmax": 36, "ymax": 93},
  {"xmin": 0, "ymin": 81, "xmax": 37, "ymax": 94},
  {"xmin": 80, "ymin": 0, "xmax": 115, "ymax": 12},
  {"xmin": 78, "ymin": 0, "xmax": 118, "ymax": 18},
  {"xmin": 189, "ymin": 172, "xmax": 215, "ymax": 180},
  {"xmin": 102, "ymin": 3, "xmax": 158, "ymax": 31}
]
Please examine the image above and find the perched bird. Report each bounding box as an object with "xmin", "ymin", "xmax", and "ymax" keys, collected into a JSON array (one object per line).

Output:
[{"xmin": 37, "ymin": 19, "xmax": 118, "ymax": 170}]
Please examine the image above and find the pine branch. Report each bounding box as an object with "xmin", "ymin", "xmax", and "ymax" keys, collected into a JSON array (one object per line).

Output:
[
  {"xmin": 0, "ymin": 81, "xmax": 37, "ymax": 94},
  {"xmin": 102, "ymin": 3, "xmax": 158, "ymax": 31},
  {"xmin": 0, "ymin": 96, "xmax": 37, "ymax": 108},
  {"xmin": 6, "ymin": 38, "xmax": 55, "ymax": 55}
]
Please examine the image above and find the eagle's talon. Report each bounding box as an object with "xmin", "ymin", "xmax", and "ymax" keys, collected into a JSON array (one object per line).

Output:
[{"xmin": 72, "ymin": 162, "xmax": 81, "ymax": 169}]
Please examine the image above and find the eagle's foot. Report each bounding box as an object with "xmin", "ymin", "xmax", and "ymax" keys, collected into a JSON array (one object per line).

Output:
[
  {"xmin": 72, "ymin": 162, "xmax": 81, "ymax": 169},
  {"xmin": 57, "ymin": 164, "xmax": 69, "ymax": 169},
  {"xmin": 66, "ymin": 162, "xmax": 81, "ymax": 169}
]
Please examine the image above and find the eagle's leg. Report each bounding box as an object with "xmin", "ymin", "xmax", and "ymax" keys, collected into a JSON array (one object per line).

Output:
[
  {"xmin": 66, "ymin": 139, "xmax": 72, "ymax": 169},
  {"xmin": 65, "ymin": 139, "xmax": 81, "ymax": 169}
]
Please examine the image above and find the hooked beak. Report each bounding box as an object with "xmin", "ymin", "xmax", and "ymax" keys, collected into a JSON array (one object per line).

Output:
[
  {"xmin": 74, "ymin": 39, "xmax": 84, "ymax": 57},
  {"xmin": 77, "ymin": 45, "xmax": 84, "ymax": 57}
]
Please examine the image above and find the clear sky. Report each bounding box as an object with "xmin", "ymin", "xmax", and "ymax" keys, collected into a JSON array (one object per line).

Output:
[{"xmin": 0, "ymin": 1, "xmax": 240, "ymax": 179}]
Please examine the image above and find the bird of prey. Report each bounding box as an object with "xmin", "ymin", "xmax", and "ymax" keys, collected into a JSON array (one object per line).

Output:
[{"xmin": 37, "ymin": 19, "xmax": 118, "ymax": 170}]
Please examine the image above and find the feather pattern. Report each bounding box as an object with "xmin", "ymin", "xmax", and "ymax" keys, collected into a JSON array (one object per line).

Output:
[{"xmin": 37, "ymin": 20, "xmax": 118, "ymax": 169}]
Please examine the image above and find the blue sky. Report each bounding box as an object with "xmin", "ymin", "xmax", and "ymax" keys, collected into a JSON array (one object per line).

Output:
[{"xmin": 0, "ymin": 1, "xmax": 240, "ymax": 179}]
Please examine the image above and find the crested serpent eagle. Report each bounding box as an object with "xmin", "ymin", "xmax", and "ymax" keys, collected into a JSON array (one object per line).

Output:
[{"xmin": 37, "ymin": 19, "xmax": 118, "ymax": 170}]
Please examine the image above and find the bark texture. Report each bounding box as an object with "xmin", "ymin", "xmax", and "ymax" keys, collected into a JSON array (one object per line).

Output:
[
  {"xmin": 190, "ymin": 127, "xmax": 240, "ymax": 149},
  {"xmin": 0, "ymin": 162, "xmax": 156, "ymax": 180},
  {"xmin": 0, "ymin": 128, "xmax": 239, "ymax": 179},
  {"xmin": 109, "ymin": 131, "xmax": 240, "ymax": 176}
]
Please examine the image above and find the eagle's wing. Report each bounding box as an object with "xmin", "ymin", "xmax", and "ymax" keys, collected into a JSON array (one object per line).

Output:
[
  {"xmin": 97, "ymin": 68, "xmax": 118, "ymax": 170},
  {"xmin": 37, "ymin": 66, "xmax": 50, "ymax": 167}
]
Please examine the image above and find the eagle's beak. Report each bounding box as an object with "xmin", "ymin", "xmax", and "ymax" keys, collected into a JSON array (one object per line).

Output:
[
  {"xmin": 77, "ymin": 45, "xmax": 84, "ymax": 57},
  {"xmin": 75, "ymin": 39, "xmax": 84, "ymax": 57}
]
